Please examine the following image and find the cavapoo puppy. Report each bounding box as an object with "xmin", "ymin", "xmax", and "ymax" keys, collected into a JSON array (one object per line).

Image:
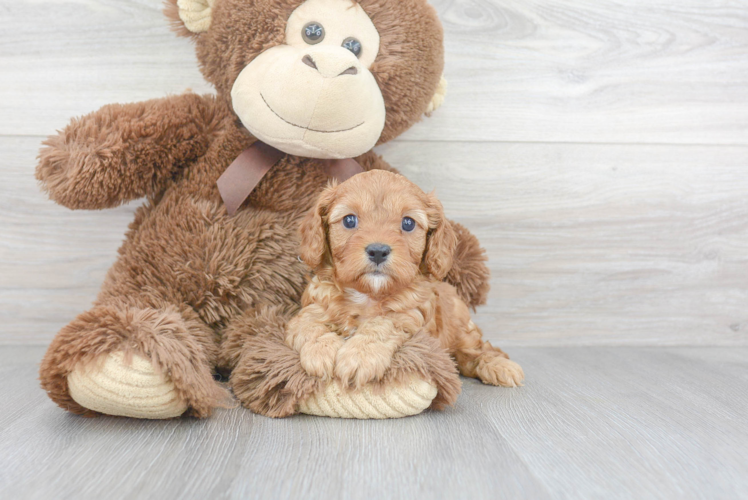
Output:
[{"xmin": 286, "ymin": 170, "xmax": 524, "ymax": 390}]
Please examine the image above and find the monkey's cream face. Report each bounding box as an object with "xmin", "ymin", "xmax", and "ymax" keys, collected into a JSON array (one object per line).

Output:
[{"xmin": 231, "ymin": 0, "xmax": 385, "ymax": 159}]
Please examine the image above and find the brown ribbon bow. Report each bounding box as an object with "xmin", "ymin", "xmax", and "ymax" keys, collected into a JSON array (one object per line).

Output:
[{"xmin": 217, "ymin": 141, "xmax": 364, "ymax": 216}]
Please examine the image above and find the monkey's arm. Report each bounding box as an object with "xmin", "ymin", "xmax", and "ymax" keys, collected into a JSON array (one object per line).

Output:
[
  {"xmin": 362, "ymin": 153, "xmax": 490, "ymax": 308},
  {"xmin": 36, "ymin": 93, "xmax": 218, "ymax": 210},
  {"xmin": 446, "ymin": 221, "xmax": 490, "ymax": 309}
]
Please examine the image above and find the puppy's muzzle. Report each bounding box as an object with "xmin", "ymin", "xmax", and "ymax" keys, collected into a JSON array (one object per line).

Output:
[{"xmin": 366, "ymin": 243, "xmax": 391, "ymax": 266}]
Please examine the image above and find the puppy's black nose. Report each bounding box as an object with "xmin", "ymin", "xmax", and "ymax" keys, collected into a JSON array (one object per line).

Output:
[{"xmin": 366, "ymin": 243, "xmax": 391, "ymax": 265}]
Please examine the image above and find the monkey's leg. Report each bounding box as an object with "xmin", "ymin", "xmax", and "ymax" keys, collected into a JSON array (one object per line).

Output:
[
  {"xmin": 40, "ymin": 298, "xmax": 228, "ymax": 419},
  {"xmin": 221, "ymin": 302, "xmax": 327, "ymax": 418}
]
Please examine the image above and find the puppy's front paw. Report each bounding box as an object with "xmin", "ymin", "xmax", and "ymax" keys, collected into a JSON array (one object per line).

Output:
[
  {"xmin": 299, "ymin": 333, "xmax": 344, "ymax": 380},
  {"xmin": 476, "ymin": 356, "xmax": 525, "ymax": 387},
  {"xmin": 334, "ymin": 337, "xmax": 393, "ymax": 388}
]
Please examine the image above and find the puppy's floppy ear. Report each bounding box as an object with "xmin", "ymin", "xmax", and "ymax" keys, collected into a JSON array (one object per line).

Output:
[
  {"xmin": 423, "ymin": 192, "xmax": 458, "ymax": 280},
  {"xmin": 299, "ymin": 182, "xmax": 338, "ymax": 269}
]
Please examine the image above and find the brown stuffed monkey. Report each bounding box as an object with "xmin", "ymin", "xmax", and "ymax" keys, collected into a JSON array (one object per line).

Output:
[{"xmin": 37, "ymin": 0, "xmax": 490, "ymax": 419}]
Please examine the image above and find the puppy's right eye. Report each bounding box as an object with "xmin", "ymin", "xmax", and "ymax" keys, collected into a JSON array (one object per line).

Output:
[{"xmin": 342, "ymin": 214, "xmax": 358, "ymax": 229}]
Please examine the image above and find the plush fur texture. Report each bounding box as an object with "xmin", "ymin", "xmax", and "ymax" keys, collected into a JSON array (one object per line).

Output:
[{"xmin": 37, "ymin": 0, "xmax": 490, "ymax": 418}]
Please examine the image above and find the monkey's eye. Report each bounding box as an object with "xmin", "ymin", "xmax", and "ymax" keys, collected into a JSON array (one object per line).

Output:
[
  {"xmin": 343, "ymin": 214, "xmax": 358, "ymax": 229},
  {"xmin": 401, "ymin": 217, "xmax": 416, "ymax": 232},
  {"xmin": 342, "ymin": 37, "xmax": 362, "ymax": 57},
  {"xmin": 302, "ymin": 23, "xmax": 325, "ymax": 44}
]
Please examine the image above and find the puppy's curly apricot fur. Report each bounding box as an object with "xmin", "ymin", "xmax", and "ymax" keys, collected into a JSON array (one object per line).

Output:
[{"xmin": 287, "ymin": 171, "xmax": 524, "ymax": 389}]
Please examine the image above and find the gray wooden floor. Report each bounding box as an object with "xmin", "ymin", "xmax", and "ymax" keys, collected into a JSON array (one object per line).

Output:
[{"xmin": 2, "ymin": 346, "xmax": 747, "ymax": 499}]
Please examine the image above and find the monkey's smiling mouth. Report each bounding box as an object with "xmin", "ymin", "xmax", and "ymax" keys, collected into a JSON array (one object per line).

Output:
[{"xmin": 260, "ymin": 93, "xmax": 365, "ymax": 134}]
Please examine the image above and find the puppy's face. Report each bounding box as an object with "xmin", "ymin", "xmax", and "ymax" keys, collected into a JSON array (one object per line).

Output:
[{"xmin": 300, "ymin": 170, "xmax": 456, "ymax": 297}]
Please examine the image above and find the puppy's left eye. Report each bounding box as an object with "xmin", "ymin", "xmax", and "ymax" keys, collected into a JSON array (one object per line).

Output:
[
  {"xmin": 401, "ymin": 217, "xmax": 416, "ymax": 232},
  {"xmin": 343, "ymin": 214, "xmax": 358, "ymax": 229}
]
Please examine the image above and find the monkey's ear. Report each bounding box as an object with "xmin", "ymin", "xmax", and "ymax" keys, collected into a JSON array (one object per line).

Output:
[
  {"xmin": 299, "ymin": 183, "xmax": 338, "ymax": 270},
  {"xmin": 425, "ymin": 76, "xmax": 447, "ymax": 114},
  {"xmin": 164, "ymin": 0, "xmax": 214, "ymax": 36},
  {"xmin": 423, "ymin": 192, "xmax": 457, "ymax": 280}
]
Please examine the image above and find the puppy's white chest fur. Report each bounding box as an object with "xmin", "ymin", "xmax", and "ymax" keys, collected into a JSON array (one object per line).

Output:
[{"xmin": 344, "ymin": 288, "xmax": 374, "ymax": 307}]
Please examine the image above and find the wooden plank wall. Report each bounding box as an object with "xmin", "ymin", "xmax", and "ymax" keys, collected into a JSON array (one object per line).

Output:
[{"xmin": 1, "ymin": 0, "xmax": 747, "ymax": 346}]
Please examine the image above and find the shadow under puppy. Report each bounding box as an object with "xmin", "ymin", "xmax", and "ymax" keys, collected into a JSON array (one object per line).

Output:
[{"xmin": 288, "ymin": 170, "xmax": 524, "ymax": 390}]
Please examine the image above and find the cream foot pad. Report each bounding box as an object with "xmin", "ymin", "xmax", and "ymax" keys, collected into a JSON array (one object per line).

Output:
[
  {"xmin": 67, "ymin": 351, "xmax": 188, "ymax": 419},
  {"xmin": 298, "ymin": 376, "xmax": 438, "ymax": 419}
]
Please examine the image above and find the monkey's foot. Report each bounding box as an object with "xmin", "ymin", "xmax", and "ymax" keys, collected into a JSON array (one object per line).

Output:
[
  {"xmin": 67, "ymin": 351, "xmax": 188, "ymax": 419},
  {"xmin": 298, "ymin": 375, "xmax": 437, "ymax": 419}
]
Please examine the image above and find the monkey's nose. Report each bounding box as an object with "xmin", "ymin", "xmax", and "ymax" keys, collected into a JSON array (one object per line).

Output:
[
  {"xmin": 302, "ymin": 54, "xmax": 359, "ymax": 78},
  {"xmin": 302, "ymin": 54, "xmax": 318, "ymax": 70},
  {"xmin": 366, "ymin": 243, "xmax": 391, "ymax": 265}
]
